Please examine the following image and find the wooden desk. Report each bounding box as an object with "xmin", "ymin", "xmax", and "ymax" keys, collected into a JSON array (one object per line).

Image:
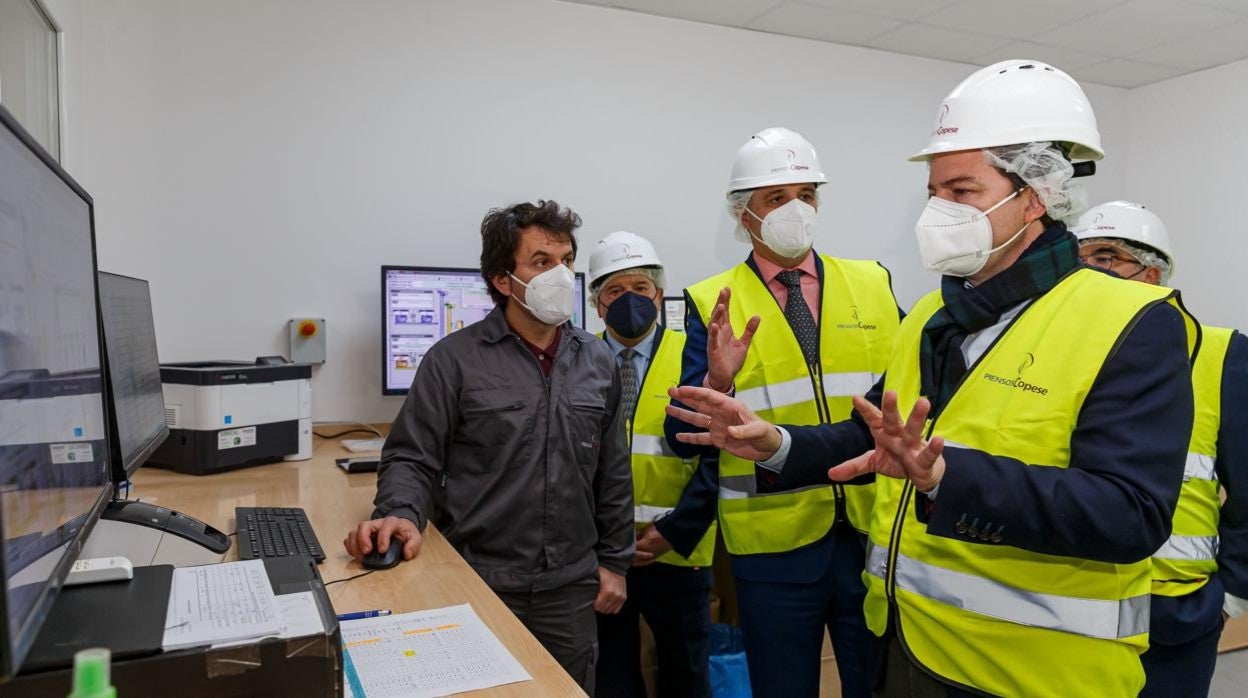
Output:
[{"xmin": 132, "ymin": 440, "xmax": 585, "ymax": 697}]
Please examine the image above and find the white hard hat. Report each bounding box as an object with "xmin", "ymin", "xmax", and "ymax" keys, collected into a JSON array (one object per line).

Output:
[
  {"xmin": 727, "ymin": 127, "xmax": 827, "ymax": 193},
  {"xmin": 910, "ymin": 59, "xmax": 1103, "ymax": 163},
  {"xmin": 1073, "ymin": 200, "xmax": 1173, "ymax": 266},
  {"xmin": 588, "ymin": 231, "xmax": 664, "ymax": 289}
]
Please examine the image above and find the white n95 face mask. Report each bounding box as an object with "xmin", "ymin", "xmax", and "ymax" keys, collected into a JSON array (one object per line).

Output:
[
  {"xmin": 915, "ymin": 189, "xmax": 1028, "ymax": 277},
  {"xmin": 510, "ymin": 264, "xmax": 575, "ymax": 326},
  {"xmin": 746, "ymin": 199, "xmax": 818, "ymax": 259}
]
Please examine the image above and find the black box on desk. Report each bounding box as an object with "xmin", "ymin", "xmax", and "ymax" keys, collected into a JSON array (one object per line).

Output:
[{"xmin": 1, "ymin": 558, "xmax": 342, "ymax": 698}]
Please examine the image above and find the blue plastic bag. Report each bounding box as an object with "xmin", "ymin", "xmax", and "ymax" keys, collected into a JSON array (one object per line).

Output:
[{"xmin": 708, "ymin": 623, "xmax": 751, "ymax": 698}]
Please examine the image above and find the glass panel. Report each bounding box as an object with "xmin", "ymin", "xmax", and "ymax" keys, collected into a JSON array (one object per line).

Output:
[{"xmin": 0, "ymin": 0, "xmax": 61, "ymax": 160}]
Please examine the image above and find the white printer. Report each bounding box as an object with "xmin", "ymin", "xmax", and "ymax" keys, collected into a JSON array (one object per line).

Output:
[{"xmin": 148, "ymin": 357, "xmax": 312, "ymax": 474}]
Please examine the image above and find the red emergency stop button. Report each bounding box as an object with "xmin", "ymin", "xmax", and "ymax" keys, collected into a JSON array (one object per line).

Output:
[{"xmin": 299, "ymin": 320, "xmax": 318, "ymax": 337}]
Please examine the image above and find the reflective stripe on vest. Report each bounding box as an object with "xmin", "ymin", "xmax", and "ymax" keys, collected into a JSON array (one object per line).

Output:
[
  {"xmin": 866, "ymin": 268, "xmax": 1199, "ymax": 697},
  {"xmin": 635, "ymin": 504, "xmax": 674, "ymax": 524},
  {"xmin": 686, "ymin": 255, "xmax": 898, "ymax": 554},
  {"xmin": 1153, "ymin": 325, "xmax": 1233, "ymax": 596},
  {"xmin": 621, "ymin": 327, "xmax": 717, "ymax": 567},
  {"xmin": 630, "ymin": 434, "xmax": 669, "ymax": 458},
  {"xmin": 1154, "ymin": 534, "xmax": 1218, "ymax": 562},
  {"xmin": 866, "ymin": 544, "xmax": 1150, "ymax": 640},
  {"xmin": 717, "ymin": 474, "xmax": 827, "ymax": 500},
  {"xmin": 1184, "ymin": 452, "xmax": 1217, "ymax": 482},
  {"xmin": 736, "ymin": 371, "xmax": 879, "ymax": 413}
]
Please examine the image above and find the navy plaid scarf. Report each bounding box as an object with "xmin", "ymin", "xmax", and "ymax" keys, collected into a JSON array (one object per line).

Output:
[{"xmin": 919, "ymin": 224, "xmax": 1081, "ymax": 416}]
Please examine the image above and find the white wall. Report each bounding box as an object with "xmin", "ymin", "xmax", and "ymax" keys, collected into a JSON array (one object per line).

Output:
[
  {"xmin": 62, "ymin": 0, "xmax": 1130, "ymax": 423},
  {"xmin": 1123, "ymin": 58, "xmax": 1248, "ymax": 330}
]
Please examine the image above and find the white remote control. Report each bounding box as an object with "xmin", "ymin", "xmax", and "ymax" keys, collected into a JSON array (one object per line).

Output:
[{"xmin": 65, "ymin": 557, "xmax": 134, "ymax": 586}]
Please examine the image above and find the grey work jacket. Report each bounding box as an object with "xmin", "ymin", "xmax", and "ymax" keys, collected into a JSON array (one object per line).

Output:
[{"xmin": 373, "ymin": 305, "xmax": 634, "ymax": 592}]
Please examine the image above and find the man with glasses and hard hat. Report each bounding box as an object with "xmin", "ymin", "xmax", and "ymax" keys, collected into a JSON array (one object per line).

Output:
[
  {"xmin": 666, "ymin": 61, "xmax": 1200, "ymax": 697},
  {"xmin": 588, "ymin": 230, "xmax": 717, "ymax": 698},
  {"xmin": 661, "ymin": 127, "xmax": 902, "ymax": 698},
  {"xmin": 1075, "ymin": 200, "xmax": 1248, "ymax": 698}
]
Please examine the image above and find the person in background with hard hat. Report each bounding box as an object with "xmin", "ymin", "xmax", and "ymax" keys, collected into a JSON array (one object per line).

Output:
[
  {"xmin": 666, "ymin": 60, "xmax": 1200, "ymax": 697},
  {"xmin": 660, "ymin": 127, "xmax": 902, "ymax": 698},
  {"xmin": 1075, "ymin": 200, "xmax": 1248, "ymax": 698},
  {"xmin": 588, "ymin": 231, "xmax": 716, "ymax": 698}
]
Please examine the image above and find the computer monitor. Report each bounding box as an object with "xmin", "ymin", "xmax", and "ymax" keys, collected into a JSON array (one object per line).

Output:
[
  {"xmin": 662, "ymin": 296, "xmax": 687, "ymax": 334},
  {"xmin": 0, "ymin": 106, "xmax": 113, "ymax": 678},
  {"xmin": 382, "ymin": 266, "xmax": 586, "ymax": 396},
  {"xmin": 97, "ymin": 272, "xmax": 168, "ymax": 483}
]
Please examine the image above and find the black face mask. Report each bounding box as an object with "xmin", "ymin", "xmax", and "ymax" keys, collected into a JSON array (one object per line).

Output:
[{"xmin": 604, "ymin": 291, "xmax": 658, "ymax": 339}]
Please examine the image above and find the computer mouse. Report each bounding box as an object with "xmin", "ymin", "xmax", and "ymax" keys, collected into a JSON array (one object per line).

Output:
[{"xmin": 362, "ymin": 542, "xmax": 403, "ymax": 570}]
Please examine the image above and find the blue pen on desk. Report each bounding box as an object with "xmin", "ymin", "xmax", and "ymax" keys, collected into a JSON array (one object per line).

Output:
[{"xmin": 337, "ymin": 609, "xmax": 392, "ymax": 621}]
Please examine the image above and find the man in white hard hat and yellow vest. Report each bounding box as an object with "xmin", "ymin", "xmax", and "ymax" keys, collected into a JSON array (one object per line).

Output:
[
  {"xmin": 661, "ymin": 127, "xmax": 902, "ymax": 698},
  {"xmin": 667, "ymin": 61, "xmax": 1201, "ymax": 697},
  {"xmin": 1075, "ymin": 200, "xmax": 1248, "ymax": 697},
  {"xmin": 589, "ymin": 231, "xmax": 717, "ymax": 698}
]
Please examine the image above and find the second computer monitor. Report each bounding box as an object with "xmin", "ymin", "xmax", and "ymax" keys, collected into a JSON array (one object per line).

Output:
[
  {"xmin": 97, "ymin": 272, "xmax": 168, "ymax": 482},
  {"xmin": 382, "ymin": 266, "xmax": 586, "ymax": 395}
]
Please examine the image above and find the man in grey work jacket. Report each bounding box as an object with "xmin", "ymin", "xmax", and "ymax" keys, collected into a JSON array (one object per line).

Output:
[{"xmin": 344, "ymin": 200, "xmax": 635, "ymax": 693}]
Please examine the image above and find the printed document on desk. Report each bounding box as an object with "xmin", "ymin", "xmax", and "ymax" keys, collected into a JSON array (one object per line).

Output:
[
  {"xmin": 341, "ymin": 603, "xmax": 532, "ymax": 697},
  {"xmin": 162, "ymin": 559, "xmax": 283, "ymax": 651}
]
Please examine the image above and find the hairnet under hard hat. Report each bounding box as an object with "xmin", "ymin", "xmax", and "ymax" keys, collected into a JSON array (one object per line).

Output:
[
  {"xmin": 726, "ymin": 127, "xmax": 825, "ymax": 243},
  {"xmin": 982, "ymin": 141, "xmax": 1085, "ymax": 224},
  {"xmin": 1079, "ymin": 237, "xmax": 1173, "ymax": 284},
  {"xmin": 725, "ymin": 188, "xmax": 822, "ymax": 243},
  {"xmin": 1072, "ymin": 200, "xmax": 1174, "ymax": 266},
  {"xmin": 589, "ymin": 266, "xmax": 665, "ymax": 306}
]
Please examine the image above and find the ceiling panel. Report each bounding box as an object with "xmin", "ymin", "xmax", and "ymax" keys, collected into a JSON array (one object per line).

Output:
[
  {"xmin": 1180, "ymin": 0, "xmax": 1248, "ymax": 14},
  {"xmin": 1072, "ymin": 58, "xmax": 1186, "ymax": 88},
  {"xmin": 868, "ymin": 23, "xmax": 1013, "ymax": 63},
  {"xmin": 1131, "ymin": 18, "xmax": 1248, "ymax": 70},
  {"xmin": 1034, "ymin": 0, "xmax": 1240, "ymax": 57},
  {"xmin": 608, "ymin": 0, "xmax": 782, "ymax": 26},
  {"xmin": 748, "ymin": 2, "xmax": 902, "ymax": 44},
  {"xmin": 557, "ymin": 0, "xmax": 1248, "ymax": 88},
  {"xmin": 921, "ymin": 0, "xmax": 1125, "ymax": 39},
  {"xmin": 799, "ymin": 0, "xmax": 958, "ymax": 20}
]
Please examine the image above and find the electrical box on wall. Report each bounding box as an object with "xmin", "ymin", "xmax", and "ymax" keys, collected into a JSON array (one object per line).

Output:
[{"xmin": 289, "ymin": 317, "xmax": 326, "ymax": 364}]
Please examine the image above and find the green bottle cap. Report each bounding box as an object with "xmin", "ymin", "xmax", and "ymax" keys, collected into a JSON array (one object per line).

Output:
[{"xmin": 68, "ymin": 648, "xmax": 117, "ymax": 698}]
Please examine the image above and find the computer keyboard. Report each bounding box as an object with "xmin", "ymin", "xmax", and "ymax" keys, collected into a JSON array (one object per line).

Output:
[{"xmin": 236, "ymin": 507, "xmax": 325, "ymax": 563}]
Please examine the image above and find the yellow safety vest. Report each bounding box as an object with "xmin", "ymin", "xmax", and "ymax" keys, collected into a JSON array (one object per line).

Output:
[
  {"xmin": 866, "ymin": 269, "xmax": 1198, "ymax": 697},
  {"xmin": 1153, "ymin": 325, "xmax": 1234, "ymax": 596},
  {"xmin": 685, "ymin": 255, "xmax": 899, "ymax": 554},
  {"xmin": 606, "ymin": 327, "xmax": 716, "ymax": 567}
]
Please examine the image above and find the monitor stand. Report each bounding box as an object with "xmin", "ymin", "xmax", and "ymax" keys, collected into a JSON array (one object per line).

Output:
[{"xmin": 79, "ymin": 500, "xmax": 231, "ymax": 567}]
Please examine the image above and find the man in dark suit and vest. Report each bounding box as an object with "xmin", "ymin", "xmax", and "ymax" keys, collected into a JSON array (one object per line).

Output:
[
  {"xmin": 1075, "ymin": 200, "xmax": 1248, "ymax": 697},
  {"xmin": 660, "ymin": 127, "xmax": 902, "ymax": 698},
  {"xmin": 589, "ymin": 230, "xmax": 716, "ymax": 698},
  {"xmin": 668, "ymin": 61, "xmax": 1200, "ymax": 697}
]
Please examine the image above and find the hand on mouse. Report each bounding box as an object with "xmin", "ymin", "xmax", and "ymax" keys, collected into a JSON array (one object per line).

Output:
[{"xmin": 344, "ymin": 516, "xmax": 422, "ymax": 562}]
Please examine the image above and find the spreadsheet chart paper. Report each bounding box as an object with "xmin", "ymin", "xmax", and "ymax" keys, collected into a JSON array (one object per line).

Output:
[{"xmin": 341, "ymin": 603, "xmax": 531, "ymax": 698}]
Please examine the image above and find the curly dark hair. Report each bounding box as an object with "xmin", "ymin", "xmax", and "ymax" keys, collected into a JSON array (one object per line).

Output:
[{"xmin": 479, "ymin": 200, "xmax": 581, "ymax": 305}]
